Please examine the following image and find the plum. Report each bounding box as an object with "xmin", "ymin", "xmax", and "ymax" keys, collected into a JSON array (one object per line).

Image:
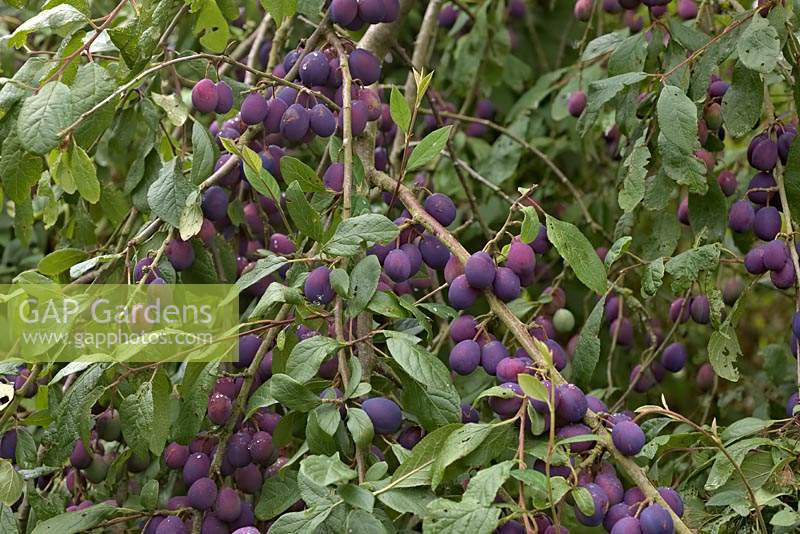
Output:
[
  {"xmin": 166, "ymin": 239, "xmax": 195, "ymax": 271},
  {"xmin": 568, "ymin": 90, "xmax": 587, "ymax": 117},
  {"xmin": 183, "ymin": 452, "xmax": 211, "ymax": 486},
  {"xmin": 419, "ymin": 234, "xmax": 450, "ymax": 269},
  {"xmin": 299, "ymin": 51, "xmax": 330, "ymax": 86},
  {"xmin": 155, "ymin": 517, "xmax": 187, "ymax": 534},
  {"xmin": 465, "ymin": 251, "xmax": 496, "ymax": 289},
  {"xmin": 188, "ymin": 477, "xmax": 218, "ymax": 510},
  {"xmin": 748, "ymin": 136, "xmax": 778, "ymax": 171},
  {"xmin": 557, "ymin": 423, "xmax": 593, "ymax": 453},
  {"xmin": 443, "ymin": 253, "xmax": 464, "ymax": 282},
  {"xmin": 575, "ymin": 482, "xmax": 609, "ymax": 526},
  {"xmin": 553, "ymin": 308, "xmax": 575, "ymax": 333},
  {"xmin": 669, "ymin": 298, "xmax": 690, "ymax": 323},
  {"xmin": 330, "ymin": 0, "xmax": 358, "ymax": 25},
  {"xmin": 605, "ymin": 502, "xmax": 633, "ymax": 531},
  {"xmin": 234, "ymin": 463, "xmax": 262, "ymax": 494},
  {"xmin": 610, "ymin": 317, "xmax": 634, "ymax": 346},
  {"xmin": 215, "ymin": 488, "xmax": 242, "ymax": 522},
  {"xmin": 639, "ymin": 503, "xmax": 673, "ymax": 534},
  {"xmin": 696, "ymin": 362, "xmax": 715, "ymax": 391},
  {"xmin": 438, "ymin": 4, "xmax": 459, "ymax": 27},
  {"xmin": 754, "ymin": 206, "xmax": 782, "ymax": 241},
  {"xmin": 323, "ymin": 163, "xmax": 345, "ymax": 192},
  {"xmin": 424, "ymin": 193, "xmax": 457, "ymax": 226},
  {"xmin": 793, "ymin": 311, "xmax": 800, "ymax": 338},
  {"xmin": 263, "ymin": 98, "xmax": 288, "ymax": 134},
  {"xmin": 488, "ymin": 382, "xmax": 523, "ymax": 417},
  {"xmin": 201, "ymin": 515, "xmax": 229, "ymax": 534},
  {"xmin": 0, "ymin": 430, "xmax": 17, "ymax": 461},
  {"xmin": 247, "ymin": 431, "xmax": 273, "ymax": 465},
  {"xmin": 611, "ymin": 420, "xmax": 646, "ymax": 456},
  {"xmin": 661, "ymin": 342, "xmax": 687, "ymax": 372},
  {"xmin": 309, "ymin": 103, "xmax": 336, "ymax": 137},
  {"xmin": 362, "ymin": 397, "xmax": 402, "ymax": 434},
  {"xmin": 349, "ymin": 49, "xmax": 381, "ymax": 85},
  {"xmin": 450, "ymin": 339, "xmax": 481, "ymax": 375},
  {"xmin": 586, "ymin": 394, "xmax": 608, "ymax": 414},
  {"xmin": 164, "ymin": 442, "xmax": 189, "ymax": 469},
  {"xmin": 529, "ymin": 224, "xmax": 551, "ymax": 253},
  {"xmin": 716, "ymin": 170, "xmax": 737, "ymax": 196},
  {"xmin": 611, "ymin": 517, "xmax": 642, "ymax": 534},
  {"xmin": 214, "ymin": 81, "xmax": 233, "ymax": 114},
  {"xmin": 728, "ymin": 200, "xmax": 755, "ymax": 233},
  {"xmin": 226, "ymin": 432, "xmax": 252, "ymax": 468},
  {"xmin": 448, "ymin": 274, "xmax": 479, "ymax": 309},
  {"xmin": 495, "ymin": 357, "xmax": 529, "ymax": 383},
  {"xmin": 556, "ymin": 384, "xmax": 587, "ymax": 423},
  {"xmin": 658, "ymin": 486, "xmax": 684, "ymax": 517},
  {"xmin": 787, "ymin": 392, "xmax": 799, "ymax": 417},
  {"xmin": 744, "ymin": 245, "xmax": 767, "ymax": 275},
  {"xmin": 304, "ymin": 266, "xmax": 335, "ymax": 305},
  {"xmin": 237, "ymin": 334, "xmax": 261, "ymax": 369},
  {"xmin": 240, "ymin": 93, "xmax": 269, "ymax": 125},
  {"xmin": 690, "ymin": 295, "xmax": 710, "ymax": 324},
  {"xmin": 384, "ymin": 248, "xmax": 412, "ymax": 282},
  {"xmin": 480, "ymin": 340, "xmax": 509, "ymax": 375},
  {"xmin": 747, "ymin": 172, "xmax": 777, "ymax": 205},
  {"xmin": 545, "ymin": 339, "xmax": 568, "ymax": 371},
  {"xmin": 133, "ymin": 257, "xmax": 160, "ymax": 283},
  {"xmin": 677, "ymin": 197, "xmax": 690, "ymax": 226},
  {"xmin": 493, "ymin": 267, "xmax": 521, "ymax": 302},
  {"xmin": 207, "ymin": 393, "xmax": 232, "ymax": 425},
  {"xmin": 630, "ymin": 364, "xmax": 655, "ymax": 393},
  {"xmin": 281, "ymin": 103, "xmax": 310, "ymax": 141},
  {"xmin": 202, "ymin": 186, "xmax": 229, "ymax": 222},
  {"xmin": 397, "ymin": 426, "xmax": 424, "ymax": 449},
  {"xmin": 595, "ymin": 472, "xmax": 624, "ymax": 505},
  {"xmin": 230, "ymin": 502, "xmax": 256, "ymax": 530},
  {"xmin": 762, "ymin": 239, "xmax": 788, "ymax": 271},
  {"xmin": 624, "ymin": 486, "xmax": 646, "ymax": 506},
  {"xmin": 461, "ymin": 403, "xmax": 479, "ymax": 423},
  {"xmin": 192, "ymin": 79, "xmax": 218, "ymax": 113},
  {"xmin": 770, "ymin": 259, "xmax": 796, "ymax": 289},
  {"xmin": 506, "ymin": 236, "xmax": 536, "ymax": 277},
  {"xmin": 70, "ymin": 440, "xmax": 92, "ymax": 469}
]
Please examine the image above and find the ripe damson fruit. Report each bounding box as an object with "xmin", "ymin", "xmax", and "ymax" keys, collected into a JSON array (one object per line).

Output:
[
  {"xmin": 449, "ymin": 340, "xmax": 481, "ymax": 375},
  {"xmin": 330, "ymin": 0, "xmax": 358, "ymax": 25},
  {"xmin": 237, "ymin": 334, "xmax": 261, "ymax": 368},
  {"xmin": 416, "ymin": 234, "xmax": 448, "ymax": 270},
  {"xmin": 248, "ymin": 431, "xmax": 273, "ymax": 465},
  {"xmin": 214, "ymin": 488, "xmax": 242, "ymax": 522},
  {"xmin": 575, "ymin": 483, "xmax": 609, "ymax": 526},
  {"xmin": 595, "ymin": 473, "xmax": 624, "ymax": 505},
  {"xmin": 728, "ymin": 200, "xmax": 755, "ymax": 233},
  {"xmin": 557, "ymin": 424, "xmax": 593, "ymax": 453},
  {"xmin": 281, "ymin": 103, "xmax": 311, "ymax": 142},
  {"xmin": 640, "ymin": 503, "xmax": 673, "ymax": 534},
  {"xmin": 323, "ymin": 163, "xmax": 345, "ymax": 192},
  {"xmin": 611, "ymin": 420, "xmax": 646, "ymax": 456},
  {"xmin": 96, "ymin": 408, "xmax": 121, "ymax": 442},
  {"xmin": 155, "ymin": 516, "xmax": 187, "ymax": 534},
  {"xmin": 207, "ymin": 392, "xmax": 232, "ymax": 425},
  {"xmin": 309, "ymin": 103, "xmax": 336, "ymax": 137},
  {"xmin": 605, "ymin": 503, "xmax": 632, "ymax": 530},
  {"xmin": 133, "ymin": 257, "xmax": 160, "ymax": 283},
  {"xmin": 299, "ymin": 51, "xmax": 330, "ymax": 86},
  {"xmin": 748, "ymin": 136, "xmax": 778, "ymax": 171},
  {"xmin": 192, "ymin": 78, "xmax": 218, "ymax": 113},
  {"xmin": 240, "ymin": 93, "xmax": 269, "ymax": 125},
  {"xmin": 465, "ymin": 251, "xmax": 496, "ymax": 289},
  {"xmin": 762, "ymin": 240, "xmax": 788, "ymax": 271},
  {"xmin": 488, "ymin": 382, "xmax": 523, "ymax": 417},
  {"xmin": 70, "ymin": 440, "xmax": 92, "ymax": 469},
  {"xmin": 754, "ymin": 206, "xmax": 782, "ymax": 241},
  {"xmin": 496, "ymin": 357, "xmax": 529, "ymax": 383},
  {"xmin": 610, "ymin": 517, "xmax": 641, "ymax": 534},
  {"xmin": 747, "ymin": 172, "xmax": 776, "ymax": 205},
  {"xmin": 384, "ymin": 249, "xmax": 412, "ymax": 282},
  {"xmin": 226, "ymin": 432, "xmax": 252, "ymax": 468},
  {"xmin": 506, "ymin": 236, "xmax": 535, "ymax": 277},
  {"xmin": 304, "ymin": 266, "xmax": 335, "ymax": 305},
  {"xmin": 187, "ymin": 477, "xmax": 218, "ymax": 510},
  {"xmin": 358, "ymin": 0, "xmax": 385, "ymax": 23},
  {"xmin": 362, "ymin": 397, "xmax": 402, "ymax": 434},
  {"xmin": 717, "ymin": 170, "xmax": 737, "ymax": 196},
  {"xmin": 771, "ymin": 260, "xmax": 797, "ymax": 289},
  {"xmin": 234, "ymin": 463, "xmax": 263, "ymax": 494},
  {"xmin": 744, "ymin": 245, "xmax": 767, "ymax": 275},
  {"xmin": 555, "ymin": 384, "xmax": 587, "ymax": 423},
  {"xmin": 214, "ymin": 81, "xmax": 233, "ymax": 114},
  {"xmin": 448, "ymin": 274, "xmax": 479, "ymax": 309},
  {"xmin": 348, "ymin": 49, "xmax": 381, "ymax": 85},
  {"xmin": 481, "ymin": 340, "xmax": 509, "ymax": 375},
  {"xmin": 164, "ymin": 442, "xmax": 189, "ymax": 469},
  {"xmin": 450, "ymin": 315, "xmax": 477, "ymax": 342},
  {"xmin": 568, "ymin": 91, "xmax": 587, "ymax": 117},
  {"xmin": 690, "ymin": 295, "xmax": 710, "ymax": 324},
  {"xmin": 493, "ymin": 267, "xmax": 521, "ymax": 302},
  {"xmin": 201, "ymin": 186, "xmax": 229, "ymax": 222},
  {"xmin": 424, "ymin": 193, "xmax": 457, "ymax": 226},
  {"xmin": 183, "ymin": 452, "xmax": 211, "ymax": 485},
  {"xmin": 658, "ymin": 486, "xmax": 684, "ymax": 517},
  {"xmin": 661, "ymin": 342, "xmax": 687, "ymax": 372},
  {"xmin": 166, "ymin": 239, "xmax": 195, "ymax": 271},
  {"xmin": 397, "ymin": 426, "xmax": 424, "ymax": 449}
]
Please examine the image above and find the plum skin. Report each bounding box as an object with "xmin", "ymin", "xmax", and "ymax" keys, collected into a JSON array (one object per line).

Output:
[{"xmin": 362, "ymin": 397, "xmax": 403, "ymax": 434}]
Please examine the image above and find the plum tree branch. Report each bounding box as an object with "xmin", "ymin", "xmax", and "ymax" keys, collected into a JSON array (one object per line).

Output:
[{"xmin": 366, "ymin": 167, "xmax": 693, "ymax": 534}]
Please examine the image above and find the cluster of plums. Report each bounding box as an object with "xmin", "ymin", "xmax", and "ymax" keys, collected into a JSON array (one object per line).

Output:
[
  {"xmin": 728, "ymin": 125, "xmax": 798, "ymax": 289},
  {"xmin": 329, "ymin": 0, "xmax": 400, "ymax": 30},
  {"xmin": 574, "ymin": 0, "xmax": 698, "ymax": 35}
]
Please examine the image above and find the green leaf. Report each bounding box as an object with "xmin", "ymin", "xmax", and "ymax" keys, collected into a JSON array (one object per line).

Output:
[
  {"xmin": 346, "ymin": 408, "xmax": 374, "ymax": 449},
  {"xmin": 17, "ymin": 81, "xmax": 72, "ymax": 155},
  {"xmin": 192, "ymin": 0, "xmax": 230, "ymax": 53},
  {"xmin": 255, "ymin": 470, "xmax": 300, "ymax": 520},
  {"xmin": 38, "ymin": 248, "xmax": 88, "ymax": 276},
  {"xmin": 285, "ymin": 181, "xmax": 323, "ymax": 241},
  {"xmin": 737, "ymin": 16, "xmax": 780, "ymax": 74},
  {"xmin": 390, "ymin": 424, "xmax": 461, "ymax": 488},
  {"xmin": 423, "ymin": 498, "xmax": 500, "ymax": 534},
  {"xmin": 340, "ymin": 484, "xmax": 374, "ymax": 512},
  {"xmin": 430, "ymin": 423, "xmax": 494, "ymax": 489},
  {"xmin": 545, "ymin": 214, "xmax": 607, "ymax": 294},
  {"xmin": 462, "ymin": 460, "xmax": 513, "ymax": 506},
  {"xmin": 604, "ymin": 236, "xmax": 632, "ymax": 269},
  {"xmin": 0, "ymin": 504, "xmax": 17, "ymax": 534},
  {"xmin": 786, "ymin": 136, "xmax": 800, "ymax": 212},
  {"xmin": 261, "ymin": 0, "xmax": 297, "ymax": 25},
  {"xmin": 689, "ymin": 175, "xmax": 727, "ymax": 243},
  {"xmin": 346, "ymin": 255, "xmax": 381, "ymax": 318},
  {"xmin": 190, "ymin": 121, "xmax": 216, "ymax": 184},
  {"xmin": 722, "ymin": 61, "xmax": 763, "ymax": 138},
  {"xmin": 151, "ymin": 93, "xmax": 188, "ymax": 127},
  {"xmin": 299, "ymin": 453, "xmax": 357, "ymax": 486},
  {"xmin": 0, "ymin": 133, "xmax": 43, "ymax": 204},
  {"xmin": 270, "ymin": 374, "xmax": 322, "ymax": 412},
  {"xmin": 386, "ymin": 336, "xmax": 461, "ymax": 431},
  {"xmin": 608, "ymin": 33, "xmax": 647, "ymax": 76},
  {"xmin": 0, "ymin": 460, "xmax": 23, "ymax": 506},
  {"xmin": 407, "ymin": 126, "xmax": 452, "ymax": 171},
  {"xmin": 140, "ymin": 479, "xmax": 159, "ymax": 510},
  {"xmin": 665, "ymin": 244, "xmax": 720, "ymax": 293},
  {"xmin": 580, "ymin": 72, "xmax": 647, "ymax": 133},
  {"xmin": 4, "ymin": 5, "xmax": 88, "ymax": 49},
  {"xmin": 119, "ymin": 381, "xmax": 154, "ymax": 456},
  {"xmin": 517, "ymin": 374, "xmax": 548, "ymax": 403},
  {"xmin": 280, "ymin": 156, "xmax": 325, "ymax": 192},
  {"xmin": 618, "ymin": 132, "xmax": 650, "ymax": 212},
  {"xmin": 149, "ymin": 370, "xmax": 171, "ymax": 456},
  {"xmin": 68, "ymin": 142, "xmax": 100, "ymax": 203},
  {"xmin": 721, "ymin": 417, "xmax": 774, "ymax": 443},
  {"xmin": 268, "ymin": 505, "xmax": 334, "ymax": 534},
  {"xmin": 330, "ymin": 268, "xmax": 349, "ymax": 297},
  {"xmin": 657, "ymin": 85, "xmax": 706, "ymax": 194},
  {"xmin": 641, "ymin": 258, "xmax": 665, "ymax": 298},
  {"xmin": 708, "ymin": 326, "xmax": 741, "ymax": 382},
  {"xmin": 147, "ymin": 159, "xmax": 196, "ymax": 228},
  {"xmin": 519, "ymin": 206, "xmax": 540, "ymax": 243},
  {"xmin": 175, "ymin": 362, "xmax": 218, "ymax": 443},
  {"xmin": 325, "ymin": 214, "xmax": 400, "ymax": 256},
  {"xmin": 30, "ymin": 504, "xmax": 132, "ymax": 534},
  {"xmin": 285, "ymin": 336, "xmax": 342, "ymax": 383},
  {"xmin": 582, "ymin": 31, "xmax": 626, "ymax": 61},
  {"xmin": 390, "ymin": 86, "xmax": 411, "ymax": 134},
  {"xmin": 572, "ymin": 486, "xmax": 595, "ymax": 516},
  {"xmin": 0, "ymin": 57, "xmax": 47, "ymax": 120},
  {"xmin": 226, "ymin": 255, "xmax": 288, "ymax": 300},
  {"xmin": 570, "ymin": 296, "xmax": 605, "ymax": 388}
]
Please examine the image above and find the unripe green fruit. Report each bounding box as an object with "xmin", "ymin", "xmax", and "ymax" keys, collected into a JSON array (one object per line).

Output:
[
  {"xmin": 553, "ymin": 308, "xmax": 575, "ymax": 333},
  {"xmin": 84, "ymin": 455, "xmax": 109, "ymax": 483},
  {"xmin": 704, "ymin": 102, "xmax": 722, "ymax": 130},
  {"xmin": 96, "ymin": 409, "xmax": 121, "ymax": 442}
]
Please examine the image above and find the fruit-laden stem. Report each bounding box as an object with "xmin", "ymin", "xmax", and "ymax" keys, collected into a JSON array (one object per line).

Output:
[{"xmin": 366, "ymin": 167, "xmax": 694, "ymax": 534}]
